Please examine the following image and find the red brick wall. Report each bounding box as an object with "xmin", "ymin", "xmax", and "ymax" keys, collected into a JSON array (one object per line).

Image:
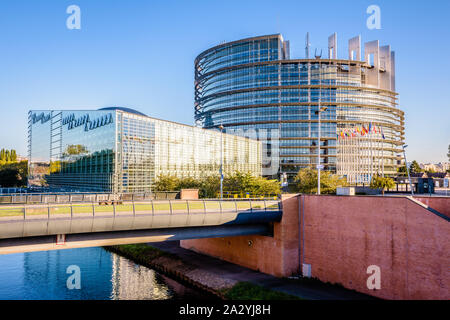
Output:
[
  {"xmin": 414, "ymin": 197, "xmax": 450, "ymax": 218},
  {"xmin": 180, "ymin": 189, "xmax": 199, "ymax": 200},
  {"xmin": 301, "ymin": 195, "xmax": 450, "ymax": 300},
  {"xmin": 181, "ymin": 194, "xmax": 449, "ymax": 299},
  {"xmin": 180, "ymin": 194, "xmax": 299, "ymax": 277}
]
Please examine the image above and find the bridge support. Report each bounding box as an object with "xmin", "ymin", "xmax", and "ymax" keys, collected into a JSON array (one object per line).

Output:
[
  {"xmin": 181, "ymin": 194, "xmax": 300, "ymax": 277},
  {"xmin": 0, "ymin": 224, "xmax": 272, "ymax": 255}
]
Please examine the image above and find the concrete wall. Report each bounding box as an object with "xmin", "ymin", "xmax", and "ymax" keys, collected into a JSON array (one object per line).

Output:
[
  {"xmin": 300, "ymin": 195, "xmax": 449, "ymax": 300},
  {"xmin": 181, "ymin": 194, "xmax": 299, "ymax": 277}
]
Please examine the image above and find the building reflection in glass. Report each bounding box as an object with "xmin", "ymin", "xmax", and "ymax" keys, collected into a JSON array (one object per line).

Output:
[{"xmin": 28, "ymin": 107, "xmax": 261, "ymax": 193}]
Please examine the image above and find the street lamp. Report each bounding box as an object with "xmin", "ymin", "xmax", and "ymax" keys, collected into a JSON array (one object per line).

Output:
[
  {"xmin": 402, "ymin": 144, "xmax": 414, "ymax": 196},
  {"xmin": 219, "ymin": 124, "xmax": 224, "ymax": 200},
  {"xmin": 315, "ymin": 106, "xmax": 328, "ymax": 195}
]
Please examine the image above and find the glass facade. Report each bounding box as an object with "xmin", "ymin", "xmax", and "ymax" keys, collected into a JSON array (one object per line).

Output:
[
  {"xmin": 195, "ymin": 34, "xmax": 405, "ymax": 182},
  {"xmin": 28, "ymin": 108, "xmax": 261, "ymax": 193}
]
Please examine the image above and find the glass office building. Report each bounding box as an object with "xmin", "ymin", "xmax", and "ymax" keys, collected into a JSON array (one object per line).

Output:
[
  {"xmin": 194, "ymin": 34, "xmax": 405, "ymax": 183},
  {"xmin": 28, "ymin": 107, "xmax": 261, "ymax": 193}
]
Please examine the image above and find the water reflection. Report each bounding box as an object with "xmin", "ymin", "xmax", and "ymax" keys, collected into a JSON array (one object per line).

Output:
[
  {"xmin": 110, "ymin": 254, "xmax": 171, "ymax": 300},
  {"xmin": 0, "ymin": 247, "xmax": 207, "ymax": 300}
]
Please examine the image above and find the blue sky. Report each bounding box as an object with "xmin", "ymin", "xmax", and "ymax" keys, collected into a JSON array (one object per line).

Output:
[{"xmin": 0, "ymin": 0, "xmax": 449, "ymax": 163}]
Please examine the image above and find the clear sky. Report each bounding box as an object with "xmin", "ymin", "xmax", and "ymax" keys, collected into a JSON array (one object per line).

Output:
[{"xmin": 0, "ymin": 0, "xmax": 449, "ymax": 163}]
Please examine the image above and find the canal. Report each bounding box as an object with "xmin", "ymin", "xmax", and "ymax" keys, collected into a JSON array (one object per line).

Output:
[{"xmin": 0, "ymin": 247, "xmax": 210, "ymax": 300}]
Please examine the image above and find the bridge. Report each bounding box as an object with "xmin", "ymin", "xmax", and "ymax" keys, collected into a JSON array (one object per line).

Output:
[{"xmin": 0, "ymin": 199, "xmax": 282, "ymax": 254}]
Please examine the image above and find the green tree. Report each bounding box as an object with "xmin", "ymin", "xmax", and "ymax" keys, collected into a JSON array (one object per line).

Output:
[
  {"xmin": 199, "ymin": 175, "xmax": 220, "ymax": 198},
  {"xmin": 0, "ymin": 149, "xmax": 19, "ymax": 164},
  {"xmin": 223, "ymin": 171, "xmax": 281, "ymax": 196},
  {"xmin": 152, "ymin": 174, "xmax": 180, "ymax": 191},
  {"xmin": 63, "ymin": 144, "xmax": 88, "ymax": 157},
  {"xmin": 224, "ymin": 171, "xmax": 255, "ymax": 193},
  {"xmin": 178, "ymin": 176, "xmax": 201, "ymax": 190},
  {"xmin": 10, "ymin": 150, "xmax": 17, "ymax": 162},
  {"xmin": 409, "ymin": 160, "xmax": 422, "ymax": 173},
  {"xmin": 152, "ymin": 171, "xmax": 281, "ymax": 198},
  {"xmin": 0, "ymin": 160, "xmax": 28, "ymax": 187},
  {"xmin": 294, "ymin": 168, "xmax": 348, "ymax": 194},
  {"xmin": 397, "ymin": 165, "xmax": 407, "ymax": 175},
  {"xmin": 370, "ymin": 175, "xmax": 395, "ymax": 195},
  {"xmin": 252, "ymin": 176, "xmax": 281, "ymax": 195}
]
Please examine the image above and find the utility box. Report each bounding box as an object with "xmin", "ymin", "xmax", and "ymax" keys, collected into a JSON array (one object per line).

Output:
[
  {"xmin": 336, "ymin": 187, "xmax": 355, "ymax": 196},
  {"xmin": 302, "ymin": 264, "xmax": 312, "ymax": 278}
]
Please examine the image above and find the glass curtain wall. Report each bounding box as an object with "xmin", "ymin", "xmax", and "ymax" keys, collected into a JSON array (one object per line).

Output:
[{"xmin": 195, "ymin": 34, "xmax": 405, "ymax": 182}]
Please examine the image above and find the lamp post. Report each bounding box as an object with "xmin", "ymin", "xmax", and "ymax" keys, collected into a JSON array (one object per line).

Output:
[
  {"xmin": 316, "ymin": 106, "xmax": 328, "ymax": 195},
  {"xmin": 402, "ymin": 144, "xmax": 414, "ymax": 196},
  {"xmin": 219, "ymin": 124, "xmax": 224, "ymax": 200}
]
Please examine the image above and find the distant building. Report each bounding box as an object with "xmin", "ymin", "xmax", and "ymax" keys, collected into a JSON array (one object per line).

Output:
[
  {"xmin": 399, "ymin": 171, "xmax": 450, "ymax": 191},
  {"xmin": 16, "ymin": 155, "xmax": 28, "ymax": 162},
  {"xmin": 27, "ymin": 107, "xmax": 261, "ymax": 193},
  {"xmin": 419, "ymin": 162, "xmax": 450, "ymax": 173}
]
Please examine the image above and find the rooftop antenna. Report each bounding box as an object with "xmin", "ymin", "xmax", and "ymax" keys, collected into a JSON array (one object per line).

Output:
[
  {"xmin": 305, "ymin": 32, "xmax": 310, "ymax": 58},
  {"xmin": 314, "ymin": 48, "xmax": 322, "ymax": 59}
]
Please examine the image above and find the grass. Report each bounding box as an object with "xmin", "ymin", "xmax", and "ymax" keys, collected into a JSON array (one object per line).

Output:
[
  {"xmin": 104, "ymin": 243, "xmax": 176, "ymax": 264},
  {"xmin": 222, "ymin": 282, "xmax": 302, "ymax": 300},
  {"xmin": 283, "ymin": 276, "xmax": 373, "ymax": 297}
]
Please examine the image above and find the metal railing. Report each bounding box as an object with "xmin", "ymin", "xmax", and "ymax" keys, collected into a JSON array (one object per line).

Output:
[
  {"xmin": 216, "ymin": 191, "xmax": 279, "ymax": 200},
  {"xmin": 0, "ymin": 199, "xmax": 281, "ymax": 220},
  {"xmin": 0, "ymin": 192, "xmax": 180, "ymax": 205}
]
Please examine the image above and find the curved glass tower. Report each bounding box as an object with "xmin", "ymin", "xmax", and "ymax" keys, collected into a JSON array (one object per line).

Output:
[{"xmin": 195, "ymin": 34, "xmax": 405, "ymax": 183}]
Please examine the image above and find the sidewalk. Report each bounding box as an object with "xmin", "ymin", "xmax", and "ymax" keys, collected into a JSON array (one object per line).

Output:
[{"xmin": 149, "ymin": 241, "xmax": 375, "ymax": 300}]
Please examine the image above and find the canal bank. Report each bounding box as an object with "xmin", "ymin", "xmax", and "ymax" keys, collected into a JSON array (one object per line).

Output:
[{"xmin": 104, "ymin": 241, "xmax": 374, "ymax": 300}]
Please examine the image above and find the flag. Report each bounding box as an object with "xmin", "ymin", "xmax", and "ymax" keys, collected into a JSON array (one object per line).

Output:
[
  {"xmin": 368, "ymin": 122, "xmax": 372, "ymax": 133},
  {"xmin": 381, "ymin": 126, "xmax": 385, "ymax": 139}
]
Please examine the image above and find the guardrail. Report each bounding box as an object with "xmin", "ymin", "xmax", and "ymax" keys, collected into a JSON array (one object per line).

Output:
[
  {"xmin": 216, "ymin": 191, "xmax": 279, "ymax": 200},
  {"xmin": 0, "ymin": 192, "xmax": 180, "ymax": 204}
]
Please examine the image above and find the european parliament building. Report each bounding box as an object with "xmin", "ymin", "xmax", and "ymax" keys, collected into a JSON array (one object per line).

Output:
[
  {"xmin": 28, "ymin": 107, "xmax": 261, "ymax": 193},
  {"xmin": 194, "ymin": 34, "xmax": 405, "ymax": 183}
]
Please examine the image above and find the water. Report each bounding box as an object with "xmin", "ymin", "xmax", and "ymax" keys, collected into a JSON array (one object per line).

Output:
[{"xmin": 0, "ymin": 247, "xmax": 209, "ymax": 300}]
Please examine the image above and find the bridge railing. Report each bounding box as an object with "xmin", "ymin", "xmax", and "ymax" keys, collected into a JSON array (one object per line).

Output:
[
  {"xmin": 0, "ymin": 192, "xmax": 181, "ymax": 205},
  {"xmin": 0, "ymin": 199, "xmax": 281, "ymax": 220}
]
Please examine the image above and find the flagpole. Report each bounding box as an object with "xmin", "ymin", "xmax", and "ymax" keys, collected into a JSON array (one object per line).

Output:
[
  {"xmin": 370, "ymin": 124, "xmax": 373, "ymax": 182},
  {"xmin": 382, "ymin": 128, "xmax": 385, "ymax": 177}
]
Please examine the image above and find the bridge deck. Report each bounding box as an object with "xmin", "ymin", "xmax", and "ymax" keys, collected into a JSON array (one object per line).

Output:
[{"xmin": 0, "ymin": 199, "xmax": 282, "ymax": 240}]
